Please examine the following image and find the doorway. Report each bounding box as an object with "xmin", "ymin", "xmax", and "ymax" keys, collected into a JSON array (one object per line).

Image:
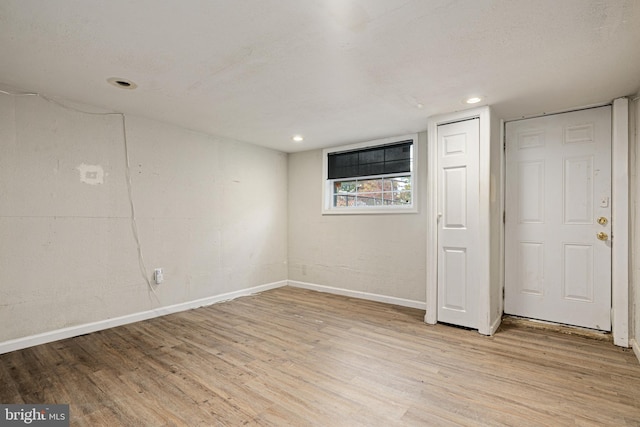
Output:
[
  {"xmin": 436, "ymin": 118, "xmax": 481, "ymax": 329},
  {"xmin": 504, "ymin": 106, "xmax": 612, "ymax": 331},
  {"xmin": 426, "ymin": 99, "xmax": 628, "ymax": 345},
  {"xmin": 426, "ymin": 106, "xmax": 494, "ymax": 335}
]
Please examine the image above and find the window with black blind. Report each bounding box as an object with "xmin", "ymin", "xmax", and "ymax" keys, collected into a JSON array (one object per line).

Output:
[
  {"xmin": 322, "ymin": 135, "xmax": 417, "ymax": 213},
  {"xmin": 327, "ymin": 140, "xmax": 413, "ymax": 179}
]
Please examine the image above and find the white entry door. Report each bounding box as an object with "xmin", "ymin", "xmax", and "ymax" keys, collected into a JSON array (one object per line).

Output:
[
  {"xmin": 505, "ymin": 106, "xmax": 612, "ymax": 331},
  {"xmin": 437, "ymin": 118, "xmax": 480, "ymax": 328}
]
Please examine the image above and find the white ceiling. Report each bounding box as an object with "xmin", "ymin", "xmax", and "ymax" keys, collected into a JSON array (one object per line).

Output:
[{"xmin": 1, "ymin": 0, "xmax": 639, "ymax": 153}]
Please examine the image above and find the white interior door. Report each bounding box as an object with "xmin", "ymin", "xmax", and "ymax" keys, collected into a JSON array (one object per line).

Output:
[
  {"xmin": 505, "ymin": 106, "xmax": 612, "ymax": 331},
  {"xmin": 437, "ymin": 118, "xmax": 480, "ymax": 328}
]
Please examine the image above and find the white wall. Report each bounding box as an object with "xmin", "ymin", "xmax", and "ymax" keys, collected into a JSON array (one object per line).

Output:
[
  {"xmin": 0, "ymin": 93, "xmax": 288, "ymax": 343},
  {"xmin": 287, "ymin": 133, "xmax": 427, "ymax": 306}
]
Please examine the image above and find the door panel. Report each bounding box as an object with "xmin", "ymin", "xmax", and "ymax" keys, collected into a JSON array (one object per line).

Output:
[
  {"xmin": 562, "ymin": 243, "xmax": 593, "ymax": 302},
  {"xmin": 564, "ymin": 156, "xmax": 593, "ymax": 224},
  {"xmin": 518, "ymin": 242, "xmax": 544, "ymax": 295},
  {"xmin": 437, "ymin": 119, "xmax": 480, "ymax": 328},
  {"xmin": 442, "ymin": 248, "xmax": 467, "ymax": 311},
  {"xmin": 518, "ymin": 161, "xmax": 545, "ymax": 223},
  {"xmin": 443, "ymin": 167, "xmax": 467, "ymax": 228},
  {"xmin": 505, "ymin": 106, "xmax": 612, "ymax": 331}
]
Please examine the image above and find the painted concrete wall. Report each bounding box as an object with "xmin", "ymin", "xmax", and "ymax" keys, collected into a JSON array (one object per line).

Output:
[
  {"xmin": 288, "ymin": 133, "xmax": 427, "ymax": 305},
  {"xmin": 0, "ymin": 93, "xmax": 288, "ymax": 342},
  {"xmin": 3, "ymin": 90, "xmax": 636, "ymax": 350}
]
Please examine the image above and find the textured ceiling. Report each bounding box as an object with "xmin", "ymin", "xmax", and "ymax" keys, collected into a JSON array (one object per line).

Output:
[{"xmin": 1, "ymin": 0, "xmax": 639, "ymax": 152}]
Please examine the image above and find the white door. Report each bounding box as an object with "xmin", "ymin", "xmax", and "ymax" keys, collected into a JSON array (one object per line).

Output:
[
  {"xmin": 505, "ymin": 106, "xmax": 612, "ymax": 331},
  {"xmin": 437, "ymin": 118, "xmax": 480, "ymax": 328}
]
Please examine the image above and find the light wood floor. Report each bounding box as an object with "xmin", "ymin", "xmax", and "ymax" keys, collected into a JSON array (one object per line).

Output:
[{"xmin": 1, "ymin": 286, "xmax": 639, "ymax": 426}]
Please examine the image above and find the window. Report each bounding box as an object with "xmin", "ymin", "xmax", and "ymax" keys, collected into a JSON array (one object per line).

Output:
[{"xmin": 322, "ymin": 134, "xmax": 418, "ymax": 214}]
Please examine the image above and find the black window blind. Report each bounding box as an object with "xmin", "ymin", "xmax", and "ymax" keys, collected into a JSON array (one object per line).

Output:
[{"xmin": 327, "ymin": 140, "xmax": 413, "ymax": 180}]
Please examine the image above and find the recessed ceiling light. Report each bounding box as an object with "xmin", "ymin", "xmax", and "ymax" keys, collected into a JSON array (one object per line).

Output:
[
  {"xmin": 292, "ymin": 135, "xmax": 304, "ymax": 142},
  {"xmin": 107, "ymin": 77, "xmax": 137, "ymax": 90},
  {"xmin": 416, "ymin": 103, "xmax": 424, "ymax": 109},
  {"xmin": 465, "ymin": 96, "xmax": 483, "ymax": 104}
]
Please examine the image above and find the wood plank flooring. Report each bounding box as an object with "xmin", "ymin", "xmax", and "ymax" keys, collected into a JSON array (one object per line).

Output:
[{"xmin": 1, "ymin": 286, "xmax": 639, "ymax": 426}]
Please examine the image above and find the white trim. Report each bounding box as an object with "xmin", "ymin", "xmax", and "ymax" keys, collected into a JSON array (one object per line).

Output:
[
  {"xmin": 612, "ymin": 97, "xmax": 630, "ymax": 347},
  {"xmin": 499, "ymin": 118, "xmax": 506, "ymax": 321},
  {"xmin": 425, "ymin": 117, "xmax": 438, "ymax": 324},
  {"xmin": 0, "ymin": 280, "xmax": 287, "ymax": 355},
  {"xmin": 489, "ymin": 315, "xmax": 502, "ymax": 336},
  {"xmin": 632, "ymin": 339, "xmax": 640, "ymax": 364},
  {"xmin": 500, "ymin": 99, "xmax": 629, "ymax": 346},
  {"xmin": 288, "ymin": 280, "xmax": 427, "ymax": 310},
  {"xmin": 478, "ymin": 108, "xmax": 492, "ymax": 335},
  {"xmin": 425, "ymin": 107, "xmax": 492, "ymax": 334},
  {"xmin": 502, "ymin": 101, "xmax": 613, "ymax": 123},
  {"xmin": 321, "ymin": 133, "xmax": 419, "ymax": 215}
]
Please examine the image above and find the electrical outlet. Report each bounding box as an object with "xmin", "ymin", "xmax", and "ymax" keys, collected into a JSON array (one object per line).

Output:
[{"xmin": 154, "ymin": 268, "xmax": 164, "ymax": 285}]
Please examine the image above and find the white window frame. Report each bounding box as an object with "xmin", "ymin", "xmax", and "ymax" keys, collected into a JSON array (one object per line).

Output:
[{"xmin": 322, "ymin": 134, "xmax": 418, "ymax": 215}]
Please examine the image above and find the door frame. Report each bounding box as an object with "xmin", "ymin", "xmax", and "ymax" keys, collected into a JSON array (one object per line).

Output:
[
  {"xmin": 611, "ymin": 98, "xmax": 629, "ymax": 347},
  {"xmin": 425, "ymin": 106, "xmax": 493, "ymax": 335},
  {"xmin": 426, "ymin": 99, "xmax": 629, "ymax": 346},
  {"xmin": 501, "ymin": 99, "xmax": 629, "ymax": 347},
  {"xmin": 503, "ymin": 106, "xmax": 613, "ymax": 331}
]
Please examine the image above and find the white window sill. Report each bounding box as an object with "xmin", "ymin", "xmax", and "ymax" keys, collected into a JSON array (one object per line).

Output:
[{"xmin": 322, "ymin": 206, "xmax": 418, "ymax": 215}]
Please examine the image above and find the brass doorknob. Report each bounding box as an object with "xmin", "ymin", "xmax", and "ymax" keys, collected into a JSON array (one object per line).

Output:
[
  {"xmin": 597, "ymin": 217, "xmax": 608, "ymax": 225},
  {"xmin": 597, "ymin": 231, "xmax": 608, "ymax": 241}
]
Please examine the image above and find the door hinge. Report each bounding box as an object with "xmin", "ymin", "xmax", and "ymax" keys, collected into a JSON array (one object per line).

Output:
[
  {"xmin": 503, "ymin": 211, "xmax": 506, "ymax": 224},
  {"xmin": 503, "ymin": 141, "xmax": 506, "ymax": 151}
]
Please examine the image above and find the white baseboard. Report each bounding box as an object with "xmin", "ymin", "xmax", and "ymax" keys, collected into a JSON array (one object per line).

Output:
[
  {"xmin": 423, "ymin": 312, "xmax": 436, "ymax": 325},
  {"xmin": 488, "ymin": 315, "xmax": 502, "ymax": 336},
  {"xmin": 0, "ymin": 280, "xmax": 287, "ymax": 355},
  {"xmin": 288, "ymin": 280, "xmax": 426, "ymax": 310},
  {"xmin": 632, "ymin": 338, "xmax": 640, "ymax": 364}
]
